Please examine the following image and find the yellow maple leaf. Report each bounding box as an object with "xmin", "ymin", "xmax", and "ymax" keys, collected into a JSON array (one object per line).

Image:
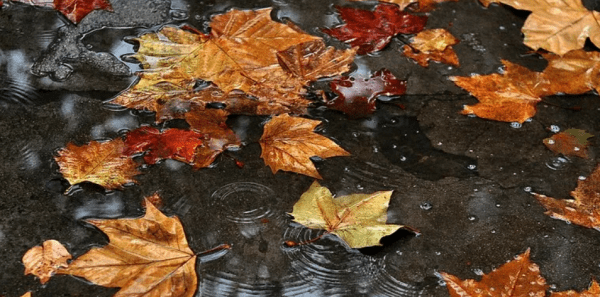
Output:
[
  {"xmin": 259, "ymin": 114, "xmax": 350, "ymax": 179},
  {"xmin": 480, "ymin": 0, "xmax": 600, "ymax": 55},
  {"xmin": 403, "ymin": 28, "xmax": 460, "ymax": 67},
  {"xmin": 23, "ymin": 240, "xmax": 71, "ymax": 284},
  {"xmin": 289, "ymin": 181, "xmax": 405, "ymax": 248}
]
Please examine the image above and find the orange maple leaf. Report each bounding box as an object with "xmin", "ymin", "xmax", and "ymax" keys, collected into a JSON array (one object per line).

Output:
[
  {"xmin": 535, "ymin": 164, "xmax": 600, "ymax": 230},
  {"xmin": 452, "ymin": 50, "xmax": 600, "ymax": 123},
  {"xmin": 55, "ymin": 138, "xmax": 140, "ymax": 191},
  {"xmin": 259, "ymin": 114, "xmax": 350, "ymax": 179},
  {"xmin": 10, "ymin": 0, "xmax": 113, "ymax": 24},
  {"xmin": 403, "ymin": 28, "xmax": 460, "ymax": 67},
  {"xmin": 543, "ymin": 129, "xmax": 594, "ymax": 159},
  {"xmin": 57, "ymin": 197, "xmax": 199, "ymax": 297},
  {"xmin": 23, "ymin": 240, "xmax": 71, "ymax": 284},
  {"xmin": 550, "ymin": 280, "xmax": 600, "ymax": 297}
]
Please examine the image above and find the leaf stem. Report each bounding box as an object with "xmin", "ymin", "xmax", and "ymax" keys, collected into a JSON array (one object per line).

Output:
[
  {"xmin": 284, "ymin": 231, "xmax": 329, "ymax": 247},
  {"xmin": 196, "ymin": 243, "xmax": 231, "ymax": 256}
]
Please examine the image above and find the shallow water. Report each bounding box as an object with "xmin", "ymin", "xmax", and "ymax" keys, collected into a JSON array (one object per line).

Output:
[{"xmin": 1, "ymin": 0, "xmax": 600, "ymax": 296}]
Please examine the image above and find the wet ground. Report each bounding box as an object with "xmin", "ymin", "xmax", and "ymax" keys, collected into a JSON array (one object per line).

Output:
[{"xmin": 1, "ymin": 0, "xmax": 600, "ymax": 296}]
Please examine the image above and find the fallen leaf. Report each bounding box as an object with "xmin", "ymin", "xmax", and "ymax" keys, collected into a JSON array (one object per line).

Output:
[
  {"xmin": 441, "ymin": 249, "xmax": 548, "ymax": 297},
  {"xmin": 142, "ymin": 192, "xmax": 164, "ymax": 209},
  {"xmin": 11, "ymin": 0, "xmax": 113, "ymax": 24},
  {"xmin": 348, "ymin": 0, "xmax": 418, "ymax": 11},
  {"xmin": 58, "ymin": 197, "xmax": 198, "ymax": 297},
  {"xmin": 21, "ymin": 293, "xmax": 31, "ymax": 297},
  {"xmin": 322, "ymin": 3, "xmax": 427, "ymax": 55},
  {"xmin": 289, "ymin": 181, "xmax": 404, "ymax": 248},
  {"xmin": 479, "ymin": 0, "xmax": 600, "ymax": 55},
  {"xmin": 543, "ymin": 129, "xmax": 594, "ymax": 159},
  {"xmin": 55, "ymin": 138, "xmax": 140, "ymax": 191},
  {"xmin": 124, "ymin": 126, "xmax": 205, "ymax": 165},
  {"xmin": 452, "ymin": 50, "xmax": 600, "ymax": 123},
  {"xmin": 348, "ymin": 0, "xmax": 457, "ymax": 12},
  {"xmin": 328, "ymin": 69, "xmax": 407, "ymax": 118},
  {"xmin": 402, "ymin": 28, "xmax": 460, "ymax": 67},
  {"xmin": 535, "ymin": 164, "xmax": 600, "ymax": 230},
  {"xmin": 23, "ymin": 240, "xmax": 71, "ymax": 284},
  {"xmin": 259, "ymin": 114, "xmax": 350, "ymax": 179},
  {"xmin": 550, "ymin": 280, "xmax": 600, "ymax": 297},
  {"xmin": 110, "ymin": 9, "xmax": 355, "ymax": 118}
]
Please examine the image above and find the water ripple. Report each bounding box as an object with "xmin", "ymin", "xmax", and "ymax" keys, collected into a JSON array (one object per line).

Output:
[
  {"xmin": 211, "ymin": 182, "xmax": 276, "ymax": 224},
  {"xmin": 0, "ymin": 77, "xmax": 40, "ymax": 107}
]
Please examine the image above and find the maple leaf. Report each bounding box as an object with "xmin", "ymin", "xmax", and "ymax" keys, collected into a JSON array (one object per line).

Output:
[
  {"xmin": 328, "ymin": 68, "xmax": 407, "ymax": 118},
  {"xmin": 348, "ymin": 0, "xmax": 418, "ymax": 11},
  {"xmin": 322, "ymin": 3, "xmax": 427, "ymax": 55},
  {"xmin": 452, "ymin": 50, "xmax": 600, "ymax": 123},
  {"xmin": 347, "ymin": 0, "xmax": 457, "ymax": 12},
  {"xmin": 441, "ymin": 249, "xmax": 548, "ymax": 297},
  {"xmin": 55, "ymin": 138, "xmax": 140, "ymax": 191},
  {"xmin": 259, "ymin": 114, "xmax": 350, "ymax": 179},
  {"xmin": 23, "ymin": 240, "xmax": 71, "ymax": 284},
  {"xmin": 110, "ymin": 9, "xmax": 356, "ymax": 118},
  {"xmin": 543, "ymin": 129, "xmax": 594, "ymax": 159},
  {"xmin": 535, "ymin": 164, "xmax": 600, "ymax": 230},
  {"xmin": 550, "ymin": 280, "xmax": 600, "ymax": 297},
  {"xmin": 402, "ymin": 28, "xmax": 460, "ymax": 67},
  {"xmin": 124, "ymin": 126, "xmax": 205, "ymax": 165},
  {"xmin": 479, "ymin": 0, "xmax": 600, "ymax": 55},
  {"xmin": 57, "ymin": 197, "xmax": 198, "ymax": 297},
  {"xmin": 289, "ymin": 181, "xmax": 405, "ymax": 248},
  {"xmin": 10, "ymin": 0, "xmax": 113, "ymax": 24}
]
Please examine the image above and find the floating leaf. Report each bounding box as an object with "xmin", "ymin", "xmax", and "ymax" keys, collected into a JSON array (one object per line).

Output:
[
  {"xmin": 124, "ymin": 126, "xmax": 205, "ymax": 165},
  {"xmin": 403, "ymin": 28, "xmax": 460, "ymax": 67},
  {"xmin": 11, "ymin": 0, "xmax": 113, "ymax": 24},
  {"xmin": 550, "ymin": 280, "xmax": 600, "ymax": 297},
  {"xmin": 23, "ymin": 240, "xmax": 71, "ymax": 284},
  {"xmin": 543, "ymin": 129, "xmax": 593, "ymax": 159},
  {"xmin": 289, "ymin": 181, "xmax": 405, "ymax": 248},
  {"xmin": 259, "ymin": 114, "xmax": 350, "ymax": 179}
]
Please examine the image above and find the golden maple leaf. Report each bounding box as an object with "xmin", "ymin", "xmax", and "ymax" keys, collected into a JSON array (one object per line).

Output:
[
  {"xmin": 23, "ymin": 240, "xmax": 71, "ymax": 284},
  {"xmin": 57, "ymin": 197, "xmax": 198, "ymax": 297},
  {"xmin": 535, "ymin": 164, "xmax": 600, "ymax": 230},
  {"xmin": 543, "ymin": 128, "xmax": 594, "ymax": 159},
  {"xmin": 479, "ymin": 0, "xmax": 600, "ymax": 55},
  {"xmin": 452, "ymin": 50, "xmax": 600, "ymax": 123},
  {"xmin": 110, "ymin": 9, "xmax": 356, "ymax": 118},
  {"xmin": 441, "ymin": 249, "xmax": 548, "ymax": 297},
  {"xmin": 402, "ymin": 28, "xmax": 460, "ymax": 67},
  {"xmin": 259, "ymin": 114, "xmax": 350, "ymax": 179},
  {"xmin": 55, "ymin": 138, "xmax": 140, "ymax": 191},
  {"xmin": 289, "ymin": 181, "xmax": 405, "ymax": 248}
]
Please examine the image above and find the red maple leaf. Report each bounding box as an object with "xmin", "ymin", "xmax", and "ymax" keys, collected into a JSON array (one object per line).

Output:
[
  {"xmin": 328, "ymin": 69, "xmax": 406, "ymax": 118},
  {"xmin": 124, "ymin": 127, "xmax": 205, "ymax": 165},
  {"xmin": 10, "ymin": 0, "xmax": 113, "ymax": 24},
  {"xmin": 322, "ymin": 3, "xmax": 427, "ymax": 55}
]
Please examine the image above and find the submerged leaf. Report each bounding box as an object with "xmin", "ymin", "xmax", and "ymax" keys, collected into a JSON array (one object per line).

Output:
[
  {"xmin": 289, "ymin": 181, "xmax": 405, "ymax": 248},
  {"xmin": 403, "ymin": 28, "xmax": 460, "ymax": 67},
  {"xmin": 124, "ymin": 126, "xmax": 205, "ymax": 165},
  {"xmin": 543, "ymin": 129, "xmax": 593, "ymax": 159}
]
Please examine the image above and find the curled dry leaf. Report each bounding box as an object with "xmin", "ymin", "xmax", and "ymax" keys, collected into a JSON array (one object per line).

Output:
[
  {"xmin": 322, "ymin": 3, "xmax": 427, "ymax": 55},
  {"xmin": 55, "ymin": 139, "xmax": 140, "ymax": 191},
  {"xmin": 10, "ymin": 0, "xmax": 113, "ymax": 24},
  {"xmin": 259, "ymin": 114, "xmax": 350, "ymax": 179},
  {"xmin": 110, "ymin": 9, "xmax": 356, "ymax": 119},
  {"xmin": 58, "ymin": 197, "xmax": 199, "ymax": 297},
  {"xmin": 479, "ymin": 0, "xmax": 600, "ymax": 55},
  {"xmin": 23, "ymin": 240, "xmax": 71, "ymax": 284},
  {"xmin": 441, "ymin": 249, "xmax": 548, "ymax": 297},
  {"xmin": 403, "ymin": 28, "xmax": 460, "ymax": 67},
  {"xmin": 328, "ymin": 69, "xmax": 407, "ymax": 118},
  {"xmin": 535, "ymin": 165, "xmax": 600, "ymax": 230},
  {"xmin": 289, "ymin": 181, "xmax": 405, "ymax": 248},
  {"xmin": 452, "ymin": 50, "xmax": 600, "ymax": 123},
  {"xmin": 543, "ymin": 129, "xmax": 593, "ymax": 159}
]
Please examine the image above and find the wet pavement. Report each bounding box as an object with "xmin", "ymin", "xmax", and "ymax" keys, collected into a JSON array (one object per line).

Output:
[{"xmin": 1, "ymin": 0, "xmax": 600, "ymax": 296}]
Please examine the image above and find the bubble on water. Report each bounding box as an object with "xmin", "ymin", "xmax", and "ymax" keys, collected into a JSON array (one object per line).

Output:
[
  {"xmin": 357, "ymin": 184, "xmax": 364, "ymax": 190},
  {"xmin": 550, "ymin": 125, "xmax": 560, "ymax": 133},
  {"xmin": 473, "ymin": 268, "xmax": 484, "ymax": 276},
  {"xmin": 499, "ymin": 26, "xmax": 506, "ymax": 30},
  {"xmin": 491, "ymin": 230, "xmax": 496, "ymax": 234},
  {"xmin": 524, "ymin": 186, "xmax": 532, "ymax": 192},
  {"xmin": 372, "ymin": 146, "xmax": 379, "ymax": 153},
  {"xmin": 420, "ymin": 202, "xmax": 433, "ymax": 210},
  {"xmin": 467, "ymin": 164, "xmax": 477, "ymax": 170},
  {"xmin": 545, "ymin": 156, "xmax": 569, "ymax": 170},
  {"xmin": 352, "ymin": 132, "xmax": 359, "ymax": 137},
  {"xmin": 399, "ymin": 156, "xmax": 407, "ymax": 162},
  {"xmin": 579, "ymin": 176, "xmax": 586, "ymax": 181},
  {"xmin": 574, "ymin": 147, "xmax": 580, "ymax": 151},
  {"xmin": 468, "ymin": 215, "xmax": 478, "ymax": 222},
  {"xmin": 495, "ymin": 203, "xmax": 501, "ymax": 208},
  {"xmin": 392, "ymin": 144, "xmax": 397, "ymax": 149},
  {"xmin": 435, "ymin": 251, "xmax": 441, "ymax": 256},
  {"xmin": 437, "ymin": 142, "xmax": 442, "ymax": 146},
  {"xmin": 547, "ymin": 139, "xmax": 555, "ymax": 145},
  {"xmin": 510, "ymin": 122, "xmax": 522, "ymax": 129}
]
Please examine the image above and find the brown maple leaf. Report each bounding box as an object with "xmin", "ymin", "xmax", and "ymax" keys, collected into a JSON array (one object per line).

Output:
[
  {"xmin": 543, "ymin": 129, "xmax": 594, "ymax": 159},
  {"xmin": 328, "ymin": 69, "xmax": 407, "ymax": 118},
  {"xmin": 322, "ymin": 3, "xmax": 427, "ymax": 55},
  {"xmin": 110, "ymin": 9, "xmax": 355, "ymax": 119},
  {"xmin": 10, "ymin": 0, "xmax": 113, "ymax": 24},
  {"xmin": 535, "ymin": 165, "xmax": 600, "ymax": 230},
  {"xmin": 441, "ymin": 249, "xmax": 548, "ymax": 297},
  {"xmin": 479, "ymin": 0, "xmax": 600, "ymax": 55},
  {"xmin": 550, "ymin": 280, "xmax": 600, "ymax": 297},
  {"xmin": 124, "ymin": 126, "xmax": 206, "ymax": 165},
  {"xmin": 57, "ymin": 197, "xmax": 199, "ymax": 297},
  {"xmin": 452, "ymin": 50, "xmax": 600, "ymax": 123},
  {"xmin": 402, "ymin": 28, "xmax": 460, "ymax": 67},
  {"xmin": 259, "ymin": 114, "xmax": 350, "ymax": 179},
  {"xmin": 55, "ymin": 138, "xmax": 140, "ymax": 191},
  {"xmin": 23, "ymin": 240, "xmax": 71, "ymax": 284}
]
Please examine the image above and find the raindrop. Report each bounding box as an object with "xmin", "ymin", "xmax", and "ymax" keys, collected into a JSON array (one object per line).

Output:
[
  {"xmin": 420, "ymin": 202, "xmax": 433, "ymax": 210},
  {"xmin": 468, "ymin": 215, "xmax": 478, "ymax": 222},
  {"xmin": 491, "ymin": 230, "xmax": 496, "ymax": 234},
  {"xmin": 545, "ymin": 156, "xmax": 569, "ymax": 170},
  {"xmin": 473, "ymin": 269, "xmax": 484, "ymax": 276},
  {"xmin": 550, "ymin": 125, "xmax": 560, "ymax": 132},
  {"xmin": 372, "ymin": 146, "xmax": 379, "ymax": 153},
  {"xmin": 437, "ymin": 142, "xmax": 442, "ymax": 146},
  {"xmin": 510, "ymin": 122, "xmax": 522, "ymax": 129},
  {"xmin": 467, "ymin": 164, "xmax": 477, "ymax": 170},
  {"xmin": 579, "ymin": 176, "xmax": 586, "ymax": 181},
  {"xmin": 435, "ymin": 251, "xmax": 441, "ymax": 256},
  {"xmin": 495, "ymin": 203, "xmax": 501, "ymax": 208},
  {"xmin": 547, "ymin": 139, "xmax": 555, "ymax": 145},
  {"xmin": 574, "ymin": 147, "xmax": 580, "ymax": 151},
  {"xmin": 524, "ymin": 187, "xmax": 532, "ymax": 192},
  {"xmin": 399, "ymin": 156, "xmax": 407, "ymax": 162},
  {"xmin": 194, "ymin": 14, "xmax": 202, "ymax": 20},
  {"xmin": 357, "ymin": 184, "xmax": 364, "ymax": 190},
  {"xmin": 499, "ymin": 26, "xmax": 506, "ymax": 30},
  {"xmin": 352, "ymin": 132, "xmax": 359, "ymax": 137}
]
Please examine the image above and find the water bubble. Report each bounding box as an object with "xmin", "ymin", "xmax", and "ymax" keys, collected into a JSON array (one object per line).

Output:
[
  {"xmin": 468, "ymin": 215, "xmax": 478, "ymax": 222},
  {"xmin": 420, "ymin": 202, "xmax": 433, "ymax": 210},
  {"xmin": 510, "ymin": 122, "xmax": 522, "ymax": 129},
  {"xmin": 194, "ymin": 14, "xmax": 202, "ymax": 20},
  {"xmin": 495, "ymin": 203, "xmax": 501, "ymax": 208},
  {"xmin": 372, "ymin": 146, "xmax": 379, "ymax": 153},
  {"xmin": 392, "ymin": 144, "xmax": 397, "ymax": 149},
  {"xmin": 545, "ymin": 156, "xmax": 569, "ymax": 170},
  {"xmin": 399, "ymin": 156, "xmax": 407, "ymax": 162},
  {"xmin": 547, "ymin": 139, "xmax": 555, "ymax": 145},
  {"xmin": 357, "ymin": 184, "xmax": 364, "ymax": 190},
  {"xmin": 352, "ymin": 132, "xmax": 359, "ymax": 137},
  {"xmin": 437, "ymin": 142, "xmax": 442, "ymax": 146},
  {"xmin": 574, "ymin": 147, "xmax": 580, "ymax": 151},
  {"xmin": 524, "ymin": 187, "xmax": 532, "ymax": 192},
  {"xmin": 550, "ymin": 125, "xmax": 560, "ymax": 132},
  {"xmin": 435, "ymin": 251, "xmax": 441, "ymax": 256},
  {"xmin": 473, "ymin": 269, "xmax": 484, "ymax": 276},
  {"xmin": 499, "ymin": 26, "xmax": 506, "ymax": 30},
  {"xmin": 579, "ymin": 176, "xmax": 586, "ymax": 181},
  {"xmin": 467, "ymin": 164, "xmax": 477, "ymax": 170},
  {"xmin": 491, "ymin": 230, "xmax": 496, "ymax": 233}
]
